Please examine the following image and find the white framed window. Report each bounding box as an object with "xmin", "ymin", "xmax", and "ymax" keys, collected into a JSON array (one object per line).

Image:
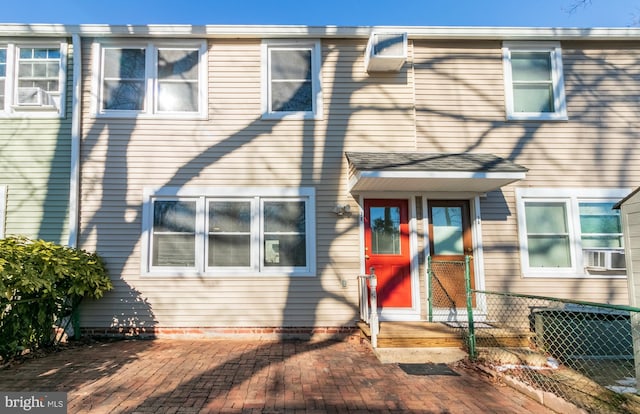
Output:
[
  {"xmin": 261, "ymin": 40, "xmax": 323, "ymax": 120},
  {"xmin": 502, "ymin": 42, "xmax": 567, "ymax": 121},
  {"xmin": 0, "ymin": 41, "xmax": 67, "ymax": 117},
  {"xmin": 0, "ymin": 185, "xmax": 6, "ymax": 238},
  {"xmin": 92, "ymin": 40, "xmax": 207, "ymax": 118},
  {"xmin": 0, "ymin": 48, "xmax": 7, "ymax": 112},
  {"xmin": 142, "ymin": 187, "xmax": 316, "ymax": 277},
  {"xmin": 516, "ymin": 188, "xmax": 628, "ymax": 278}
]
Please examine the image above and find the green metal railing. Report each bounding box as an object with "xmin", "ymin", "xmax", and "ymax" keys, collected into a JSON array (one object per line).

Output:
[
  {"xmin": 427, "ymin": 257, "xmax": 640, "ymax": 412},
  {"xmin": 463, "ymin": 255, "xmax": 476, "ymax": 361}
]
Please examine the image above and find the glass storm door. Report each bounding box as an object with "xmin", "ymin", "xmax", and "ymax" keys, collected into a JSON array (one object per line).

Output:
[{"xmin": 428, "ymin": 200, "xmax": 474, "ymax": 308}]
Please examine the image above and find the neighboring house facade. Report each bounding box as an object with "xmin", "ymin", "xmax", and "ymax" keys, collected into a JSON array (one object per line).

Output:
[
  {"xmin": 615, "ymin": 187, "xmax": 640, "ymax": 388},
  {"xmin": 0, "ymin": 28, "xmax": 77, "ymax": 245},
  {"xmin": 616, "ymin": 187, "xmax": 640, "ymax": 308},
  {"xmin": 2, "ymin": 24, "xmax": 637, "ymax": 337}
]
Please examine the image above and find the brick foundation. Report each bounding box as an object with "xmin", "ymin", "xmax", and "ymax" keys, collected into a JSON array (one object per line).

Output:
[{"xmin": 80, "ymin": 326, "xmax": 360, "ymax": 341}]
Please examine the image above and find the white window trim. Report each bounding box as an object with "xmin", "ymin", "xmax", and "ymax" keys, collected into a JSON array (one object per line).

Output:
[
  {"xmin": 516, "ymin": 187, "xmax": 629, "ymax": 278},
  {"xmin": 261, "ymin": 39, "xmax": 323, "ymax": 120},
  {"xmin": 0, "ymin": 40, "xmax": 67, "ymax": 119},
  {"xmin": 0, "ymin": 185, "xmax": 6, "ymax": 237},
  {"xmin": 91, "ymin": 39, "xmax": 208, "ymax": 119},
  {"xmin": 141, "ymin": 187, "xmax": 316, "ymax": 277},
  {"xmin": 502, "ymin": 41, "xmax": 567, "ymax": 121}
]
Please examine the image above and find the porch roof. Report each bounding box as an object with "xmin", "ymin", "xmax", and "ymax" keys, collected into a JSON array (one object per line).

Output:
[{"xmin": 345, "ymin": 152, "xmax": 527, "ymax": 194}]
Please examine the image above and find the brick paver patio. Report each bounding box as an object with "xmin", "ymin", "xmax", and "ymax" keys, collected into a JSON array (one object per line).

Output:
[{"xmin": 0, "ymin": 338, "xmax": 554, "ymax": 413}]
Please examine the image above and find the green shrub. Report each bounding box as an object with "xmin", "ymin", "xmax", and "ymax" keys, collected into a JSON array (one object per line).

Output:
[{"xmin": 0, "ymin": 236, "xmax": 112, "ymax": 360}]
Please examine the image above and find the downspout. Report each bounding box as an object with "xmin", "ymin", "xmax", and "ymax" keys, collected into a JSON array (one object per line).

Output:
[
  {"xmin": 66, "ymin": 33, "xmax": 83, "ymax": 339},
  {"xmin": 67, "ymin": 33, "xmax": 81, "ymax": 248}
]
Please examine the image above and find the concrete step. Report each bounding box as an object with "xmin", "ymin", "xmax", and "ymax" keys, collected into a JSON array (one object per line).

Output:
[{"xmin": 373, "ymin": 346, "xmax": 468, "ymax": 364}]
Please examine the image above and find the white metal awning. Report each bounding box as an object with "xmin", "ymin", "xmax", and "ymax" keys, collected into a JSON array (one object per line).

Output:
[{"xmin": 346, "ymin": 152, "xmax": 527, "ymax": 194}]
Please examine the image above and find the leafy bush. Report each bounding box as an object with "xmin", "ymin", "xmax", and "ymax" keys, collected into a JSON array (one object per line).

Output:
[{"xmin": 0, "ymin": 236, "xmax": 112, "ymax": 360}]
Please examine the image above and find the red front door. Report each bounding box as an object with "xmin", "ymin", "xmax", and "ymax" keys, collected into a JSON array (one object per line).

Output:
[{"xmin": 364, "ymin": 199, "xmax": 412, "ymax": 308}]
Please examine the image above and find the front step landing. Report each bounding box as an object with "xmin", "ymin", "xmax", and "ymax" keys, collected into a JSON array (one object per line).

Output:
[{"xmin": 374, "ymin": 346, "xmax": 468, "ymax": 364}]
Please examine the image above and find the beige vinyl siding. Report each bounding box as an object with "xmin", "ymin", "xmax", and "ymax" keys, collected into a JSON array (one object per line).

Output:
[
  {"xmin": 414, "ymin": 39, "xmax": 637, "ymax": 304},
  {"xmin": 414, "ymin": 39, "xmax": 640, "ymax": 187},
  {"xmin": 78, "ymin": 38, "xmax": 416, "ymax": 328},
  {"xmin": 78, "ymin": 33, "xmax": 640, "ymax": 328},
  {"xmin": 0, "ymin": 41, "xmax": 72, "ymax": 244}
]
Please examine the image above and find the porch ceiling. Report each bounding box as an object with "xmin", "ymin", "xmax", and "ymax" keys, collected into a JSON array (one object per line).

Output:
[{"xmin": 346, "ymin": 152, "xmax": 527, "ymax": 194}]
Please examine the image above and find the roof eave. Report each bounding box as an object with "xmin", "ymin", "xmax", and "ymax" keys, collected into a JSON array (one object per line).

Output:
[
  {"xmin": 348, "ymin": 170, "xmax": 526, "ymax": 193},
  {"xmin": 1, "ymin": 24, "xmax": 640, "ymax": 40}
]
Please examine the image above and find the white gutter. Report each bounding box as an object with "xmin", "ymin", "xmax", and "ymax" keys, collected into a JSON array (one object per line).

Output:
[
  {"xmin": 1, "ymin": 24, "xmax": 640, "ymax": 41},
  {"xmin": 67, "ymin": 33, "xmax": 81, "ymax": 248}
]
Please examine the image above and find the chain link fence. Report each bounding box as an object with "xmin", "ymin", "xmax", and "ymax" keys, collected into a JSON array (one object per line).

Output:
[
  {"xmin": 468, "ymin": 290, "xmax": 640, "ymax": 413},
  {"xmin": 428, "ymin": 257, "xmax": 640, "ymax": 413},
  {"xmin": 427, "ymin": 257, "xmax": 470, "ymax": 322}
]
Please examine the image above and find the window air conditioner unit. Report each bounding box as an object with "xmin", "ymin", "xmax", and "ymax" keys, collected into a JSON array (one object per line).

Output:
[
  {"xmin": 584, "ymin": 250, "xmax": 626, "ymax": 271},
  {"xmin": 17, "ymin": 87, "xmax": 49, "ymax": 106},
  {"xmin": 365, "ymin": 32, "xmax": 407, "ymax": 72}
]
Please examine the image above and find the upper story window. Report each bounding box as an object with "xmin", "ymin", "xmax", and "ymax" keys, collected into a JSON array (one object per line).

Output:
[
  {"xmin": 142, "ymin": 187, "xmax": 316, "ymax": 277},
  {"xmin": 516, "ymin": 188, "xmax": 628, "ymax": 278},
  {"xmin": 0, "ymin": 49, "xmax": 5, "ymax": 111},
  {"xmin": 502, "ymin": 42, "xmax": 567, "ymax": 121},
  {"xmin": 261, "ymin": 40, "xmax": 322, "ymax": 120},
  {"xmin": 92, "ymin": 40, "xmax": 207, "ymax": 118},
  {"xmin": 0, "ymin": 41, "xmax": 67, "ymax": 117}
]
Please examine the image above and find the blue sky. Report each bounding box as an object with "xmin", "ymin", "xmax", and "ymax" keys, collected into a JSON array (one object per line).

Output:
[{"xmin": 2, "ymin": 0, "xmax": 637, "ymax": 27}]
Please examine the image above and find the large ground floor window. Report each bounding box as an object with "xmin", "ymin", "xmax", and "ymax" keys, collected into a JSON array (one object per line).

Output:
[
  {"xmin": 142, "ymin": 187, "xmax": 316, "ymax": 277},
  {"xmin": 515, "ymin": 188, "xmax": 628, "ymax": 278}
]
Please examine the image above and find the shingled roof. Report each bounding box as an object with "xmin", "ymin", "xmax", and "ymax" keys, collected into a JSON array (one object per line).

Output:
[
  {"xmin": 345, "ymin": 152, "xmax": 528, "ymax": 173},
  {"xmin": 345, "ymin": 152, "xmax": 528, "ymax": 193}
]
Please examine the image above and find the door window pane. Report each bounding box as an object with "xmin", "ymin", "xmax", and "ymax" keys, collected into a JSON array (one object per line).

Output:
[
  {"xmin": 525, "ymin": 202, "xmax": 571, "ymax": 267},
  {"xmin": 152, "ymin": 200, "xmax": 196, "ymax": 267},
  {"xmin": 208, "ymin": 201, "xmax": 251, "ymax": 267},
  {"xmin": 432, "ymin": 207, "xmax": 463, "ymax": 255},
  {"xmin": 370, "ymin": 207, "xmax": 401, "ymax": 255}
]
